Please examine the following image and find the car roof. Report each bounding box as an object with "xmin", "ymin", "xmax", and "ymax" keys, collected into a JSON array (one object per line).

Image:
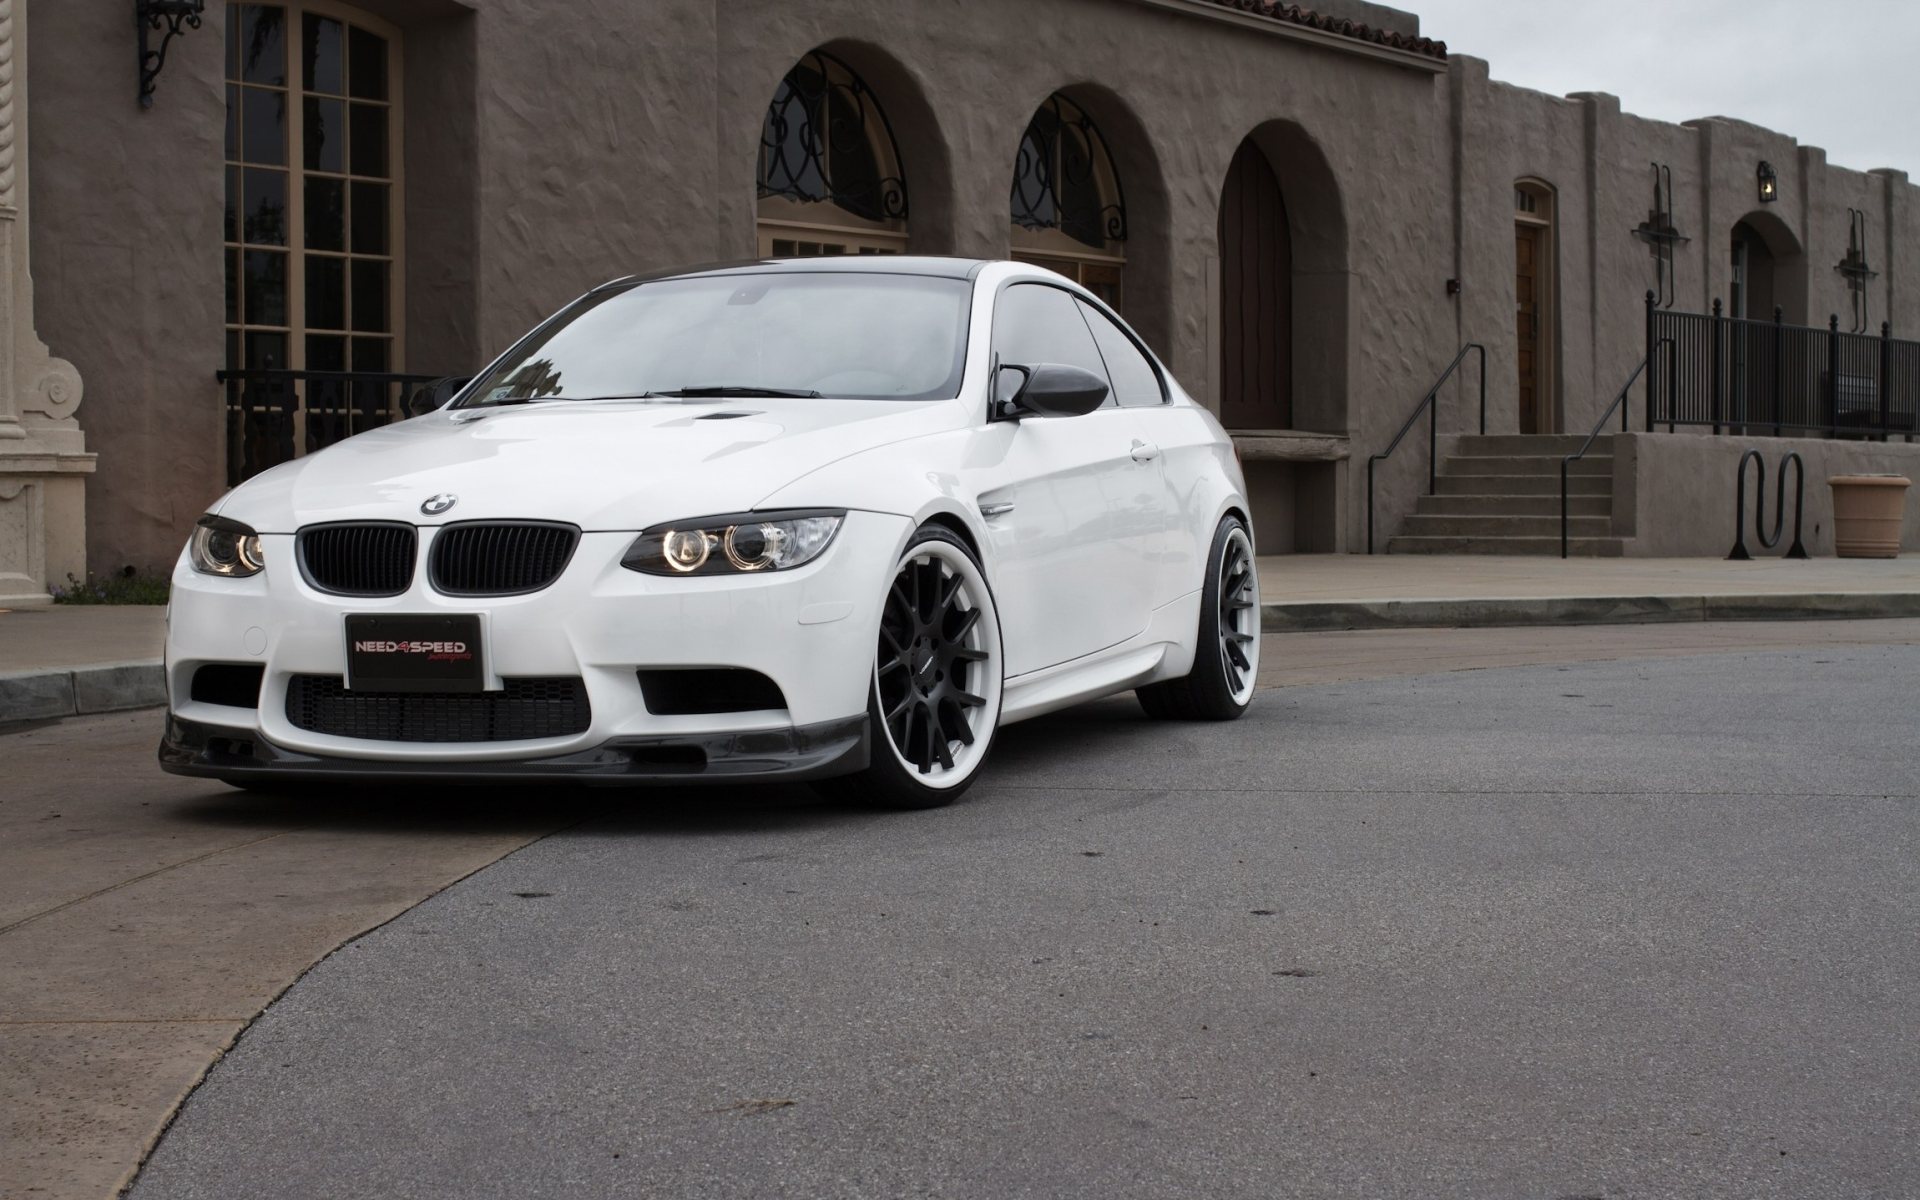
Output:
[{"xmin": 592, "ymin": 256, "xmax": 994, "ymax": 291}]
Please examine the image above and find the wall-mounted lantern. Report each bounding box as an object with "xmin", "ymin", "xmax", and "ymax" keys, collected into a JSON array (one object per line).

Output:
[
  {"xmin": 136, "ymin": 0, "xmax": 206, "ymax": 110},
  {"xmin": 1757, "ymin": 161, "xmax": 1779, "ymax": 203}
]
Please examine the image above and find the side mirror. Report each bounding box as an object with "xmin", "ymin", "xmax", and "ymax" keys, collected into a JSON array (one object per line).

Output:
[
  {"xmin": 408, "ymin": 376, "xmax": 472, "ymax": 417},
  {"xmin": 994, "ymin": 362, "xmax": 1109, "ymax": 420}
]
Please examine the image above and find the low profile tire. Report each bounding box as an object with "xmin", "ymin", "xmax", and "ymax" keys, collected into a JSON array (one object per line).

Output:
[
  {"xmin": 1137, "ymin": 515, "xmax": 1259, "ymax": 721},
  {"xmin": 822, "ymin": 525, "xmax": 1005, "ymax": 810}
]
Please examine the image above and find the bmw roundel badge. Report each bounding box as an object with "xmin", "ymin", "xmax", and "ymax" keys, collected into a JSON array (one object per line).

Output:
[{"xmin": 421, "ymin": 493, "xmax": 458, "ymax": 516}]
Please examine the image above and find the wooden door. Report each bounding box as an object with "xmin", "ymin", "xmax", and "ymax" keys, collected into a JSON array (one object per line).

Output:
[
  {"xmin": 1515, "ymin": 226, "xmax": 1539, "ymax": 434},
  {"xmin": 1218, "ymin": 141, "xmax": 1291, "ymax": 430}
]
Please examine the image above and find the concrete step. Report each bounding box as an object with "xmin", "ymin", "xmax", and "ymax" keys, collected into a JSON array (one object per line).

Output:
[
  {"xmin": 1396, "ymin": 514, "xmax": 1615, "ymax": 538},
  {"xmin": 1413, "ymin": 494, "xmax": 1613, "ymax": 518},
  {"xmin": 1435, "ymin": 474, "xmax": 1612, "ymax": 497},
  {"xmin": 1385, "ymin": 534, "xmax": 1627, "ymax": 556},
  {"xmin": 1441, "ymin": 453, "xmax": 1613, "ymax": 477},
  {"xmin": 1452, "ymin": 434, "xmax": 1608, "ymax": 455}
]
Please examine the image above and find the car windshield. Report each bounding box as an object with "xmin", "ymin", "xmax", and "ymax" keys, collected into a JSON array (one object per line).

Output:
[{"xmin": 460, "ymin": 271, "xmax": 972, "ymax": 406}]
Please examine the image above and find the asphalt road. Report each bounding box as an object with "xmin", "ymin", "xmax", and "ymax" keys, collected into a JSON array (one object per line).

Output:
[{"xmin": 129, "ymin": 648, "xmax": 1920, "ymax": 1200}]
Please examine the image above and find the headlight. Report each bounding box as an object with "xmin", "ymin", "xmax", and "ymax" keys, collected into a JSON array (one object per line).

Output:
[
  {"xmin": 189, "ymin": 514, "xmax": 266, "ymax": 578},
  {"xmin": 621, "ymin": 510, "xmax": 844, "ymax": 577}
]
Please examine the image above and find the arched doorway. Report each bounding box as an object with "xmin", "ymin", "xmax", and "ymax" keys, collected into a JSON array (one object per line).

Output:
[
  {"xmin": 1726, "ymin": 211, "xmax": 1810, "ymax": 428},
  {"xmin": 757, "ymin": 50, "xmax": 910, "ymax": 256},
  {"xmin": 1217, "ymin": 139, "xmax": 1290, "ymax": 430},
  {"xmin": 1213, "ymin": 125, "xmax": 1347, "ymax": 552},
  {"xmin": 1008, "ymin": 93, "xmax": 1127, "ymax": 308},
  {"xmin": 1513, "ymin": 179, "xmax": 1557, "ymax": 434}
]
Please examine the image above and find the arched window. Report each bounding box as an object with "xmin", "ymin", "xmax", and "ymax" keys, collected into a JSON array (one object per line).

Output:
[
  {"xmin": 223, "ymin": 1, "xmax": 402, "ymax": 479},
  {"xmin": 757, "ymin": 51, "xmax": 909, "ymax": 256},
  {"xmin": 1009, "ymin": 93, "xmax": 1127, "ymax": 308}
]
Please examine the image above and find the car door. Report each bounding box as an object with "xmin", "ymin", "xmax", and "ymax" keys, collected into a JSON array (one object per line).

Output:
[
  {"xmin": 1074, "ymin": 297, "xmax": 1193, "ymax": 608},
  {"xmin": 960, "ymin": 282, "xmax": 1159, "ymax": 677}
]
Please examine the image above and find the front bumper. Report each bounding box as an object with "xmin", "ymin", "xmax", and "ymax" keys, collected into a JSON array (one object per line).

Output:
[
  {"xmin": 161, "ymin": 510, "xmax": 910, "ymax": 767},
  {"xmin": 158, "ymin": 712, "xmax": 869, "ymax": 785}
]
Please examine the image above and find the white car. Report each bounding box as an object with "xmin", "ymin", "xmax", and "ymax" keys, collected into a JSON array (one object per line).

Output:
[{"xmin": 160, "ymin": 258, "xmax": 1259, "ymax": 807}]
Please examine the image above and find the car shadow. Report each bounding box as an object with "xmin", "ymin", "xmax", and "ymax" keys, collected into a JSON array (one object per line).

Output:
[{"xmin": 163, "ymin": 694, "xmax": 1167, "ymax": 838}]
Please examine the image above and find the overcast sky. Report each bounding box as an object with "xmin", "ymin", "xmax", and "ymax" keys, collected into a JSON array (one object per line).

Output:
[{"xmin": 1412, "ymin": 0, "xmax": 1920, "ymax": 176}]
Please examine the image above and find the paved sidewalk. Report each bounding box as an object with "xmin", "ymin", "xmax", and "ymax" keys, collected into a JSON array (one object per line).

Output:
[
  {"xmin": 1260, "ymin": 554, "xmax": 1920, "ymax": 630},
  {"xmin": 4, "ymin": 554, "xmax": 1920, "ymax": 723},
  {"xmin": 0, "ymin": 606, "xmax": 167, "ymax": 724}
]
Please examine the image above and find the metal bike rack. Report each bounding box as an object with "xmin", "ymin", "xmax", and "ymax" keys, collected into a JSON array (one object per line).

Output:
[{"xmin": 1727, "ymin": 448, "xmax": 1810, "ymax": 560}]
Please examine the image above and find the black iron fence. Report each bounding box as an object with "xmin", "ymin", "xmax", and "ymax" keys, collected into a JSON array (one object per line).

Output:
[
  {"xmin": 216, "ymin": 369, "xmax": 444, "ymax": 486},
  {"xmin": 1647, "ymin": 295, "xmax": 1919, "ymax": 439}
]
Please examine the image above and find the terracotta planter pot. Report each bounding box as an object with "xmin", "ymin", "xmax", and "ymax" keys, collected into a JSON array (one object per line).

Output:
[{"xmin": 1828, "ymin": 475, "xmax": 1911, "ymax": 558}]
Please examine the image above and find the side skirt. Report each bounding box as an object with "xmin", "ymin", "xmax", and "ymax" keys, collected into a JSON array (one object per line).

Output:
[{"xmin": 998, "ymin": 588, "xmax": 1202, "ymax": 725}]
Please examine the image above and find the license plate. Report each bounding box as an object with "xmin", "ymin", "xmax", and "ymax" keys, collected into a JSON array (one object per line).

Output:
[{"xmin": 345, "ymin": 614, "xmax": 484, "ymax": 693}]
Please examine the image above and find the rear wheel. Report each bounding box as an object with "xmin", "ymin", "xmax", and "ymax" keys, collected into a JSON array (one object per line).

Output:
[
  {"xmin": 1137, "ymin": 515, "xmax": 1258, "ymax": 720},
  {"xmin": 823, "ymin": 525, "xmax": 1004, "ymax": 809}
]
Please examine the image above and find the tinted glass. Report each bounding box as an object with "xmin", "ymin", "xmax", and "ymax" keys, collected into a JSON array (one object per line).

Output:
[
  {"xmin": 992, "ymin": 283, "xmax": 1112, "ymax": 406},
  {"xmin": 241, "ymin": 88, "xmax": 286, "ymax": 165},
  {"xmin": 350, "ymin": 260, "xmax": 389, "ymax": 332},
  {"xmin": 241, "ymin": 167, "xmax": 287, "ymax": 245},
  {"xmin": 348, "ymin": 103, "xmax": 387, "ymax": 176},
  {"xmin": 236, "ymin": 5, "xmax": 286, "ymax": 86},
  {"xmin": 349, "ymin": 182, "xmax": 389, "ymax": 254},
  {"xmin": 347, "ymin": 26, "xmax": 388, "ymax": 100},
  {"xmin": 305, "ymin": 176, "xmax": 345, "ymax": 251},
  {"xmin": 303, "ymin": 15, "xmax": 343, "ymax": 94},
  {"xmin": 305, "ymin": 255, "xmax": 346, "ymax": 329},
  {"xmin": 463, "ymin": 273, "xmax": 972, "ymax": 406},
  {"xmin": 1077, "ymin": 300, "xmax": 1163, "ymax": 407},
  {"xmin": 304, "ymin": 96, "xmax": 344, "ymax": 172},
  {"xmin": 242, "ymin": 250, "xmax": 286, "ymax": 325}
]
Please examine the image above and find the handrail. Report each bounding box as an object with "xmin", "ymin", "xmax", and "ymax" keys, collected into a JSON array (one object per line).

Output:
[
  {"xmin": 1365, "ymin": 343, "xmax": 1486, "ymax": 554},
  {"xmin": 1727, "ymin": 449, "xmax": 1809, "ymax": 560},
  {"xmin": 1559, "ymin": 357, "xmax": 1648, "ymax": 558}
]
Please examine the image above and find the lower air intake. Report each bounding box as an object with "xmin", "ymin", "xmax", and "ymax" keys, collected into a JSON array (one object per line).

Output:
[{"xmin": 285, "ymin": 675, "xmax": 590, "ymax": 742}]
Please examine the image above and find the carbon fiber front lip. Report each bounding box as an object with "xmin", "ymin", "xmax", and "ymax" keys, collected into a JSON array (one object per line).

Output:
[{"xmin": 157, "ymin": 712, "xmax": 868, "ymax": 786}]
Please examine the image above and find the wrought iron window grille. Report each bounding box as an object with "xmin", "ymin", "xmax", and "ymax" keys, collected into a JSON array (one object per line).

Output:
[
  {"xmin": 1010, "ymin": 94, "xmax": 1128, "ymax": 250},
  {"xmin": 757, "ymin": 50, "xmax": 908, "ymax": 223},
  {"xmin": 1630, "ymin": 163, "xmax": 1687, "ymax": 309},
  {"xmin": 1837, "ymin": 208, "xmax": 1878, "ymax": 333},
  {"xmin": 136, "ymin": 0, "xmax": 206, "ymax": 109}
]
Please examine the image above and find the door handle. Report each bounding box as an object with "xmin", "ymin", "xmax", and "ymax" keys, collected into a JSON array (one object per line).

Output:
[
  {"xmin": 980, "ymin": 501, "xmax": 1016, "ymax": 518},
  {"xmin": 1130, "ymin": 439, "xmax": 1161, "ymax": 463}
]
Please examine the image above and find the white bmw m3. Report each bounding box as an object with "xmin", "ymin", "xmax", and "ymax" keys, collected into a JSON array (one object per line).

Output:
[{"xmin": 161, "ymin": 258, "xmax": 1259, "ymax": 807}]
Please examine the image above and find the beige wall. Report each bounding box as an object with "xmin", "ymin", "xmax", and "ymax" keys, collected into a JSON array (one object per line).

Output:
[
  {"xmin": 26, "ymin": 0, "xmax": 1920, "ymax": 570},
  {"xmin": 1615, "ymin": 433, "xmax": 1920, "ymax": 557}
]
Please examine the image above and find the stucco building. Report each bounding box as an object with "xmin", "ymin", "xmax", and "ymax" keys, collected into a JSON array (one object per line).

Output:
[{"xmin": 5, "ymin": 0, "xmax": 1919, "ymax": 596}]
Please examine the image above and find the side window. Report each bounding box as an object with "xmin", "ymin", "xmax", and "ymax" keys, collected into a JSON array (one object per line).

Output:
[
  {"xmin": 1078, "ymin": 300, "xmax": 1165, "ymax": 407},
  {"xmin": 992, "ymin": 283, "xmax": 1115, "ymax": 408}
]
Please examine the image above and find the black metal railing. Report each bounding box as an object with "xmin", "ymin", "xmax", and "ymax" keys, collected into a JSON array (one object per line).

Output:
[
  {"xmin": 1560, "ymin": 357, "xmax": 1649, "ymax": 558},
  {"xmin": 1645, "ymin": 293, "xmax": 1920, "ymax": 440},
  {"xmin": 216, "ymin": 369, "xmax": 444, "ymax": 485},
  {"xmin": 1366, "ymin": 343, "xmax": 1487, "ymax": 554}
]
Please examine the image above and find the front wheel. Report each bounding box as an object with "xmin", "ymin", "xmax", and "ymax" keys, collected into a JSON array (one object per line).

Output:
[
  {"xmin": 1137, "ymin": 515, "xmax": 1258, "ymax": 721},
  {"xmin": 821, "ymin": 525, "xmax": 1005, "ymax": 809}
]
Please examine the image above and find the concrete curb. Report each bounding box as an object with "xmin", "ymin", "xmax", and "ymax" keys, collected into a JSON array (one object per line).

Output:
[
  {"xmin": 0, "ymin": 660, "xmax": 165, "ymax": 724},
  {"xmin": 1, "ymin": 592, "xmax": 1916, "ymax": 721},
  {"xmin": 1263, "ymin": 591, "xmax": 1920, "ymax": 632}
]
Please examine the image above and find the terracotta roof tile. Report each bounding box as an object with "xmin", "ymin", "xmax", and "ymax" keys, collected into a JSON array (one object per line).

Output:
[{"xmin": 1199, "ymin": 0, "xmax": 1448, "ymax": 59}]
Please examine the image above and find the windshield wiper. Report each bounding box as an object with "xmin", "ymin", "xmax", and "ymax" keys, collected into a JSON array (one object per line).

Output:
[{"xmin": 646, "ymin": 385, "xmax": 823, "ymax": 399}]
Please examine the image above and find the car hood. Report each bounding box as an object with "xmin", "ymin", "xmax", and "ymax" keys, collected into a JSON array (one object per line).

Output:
[{"xmin": 216, "ymin": 397, "xmax": 968, "ymax": 532}]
